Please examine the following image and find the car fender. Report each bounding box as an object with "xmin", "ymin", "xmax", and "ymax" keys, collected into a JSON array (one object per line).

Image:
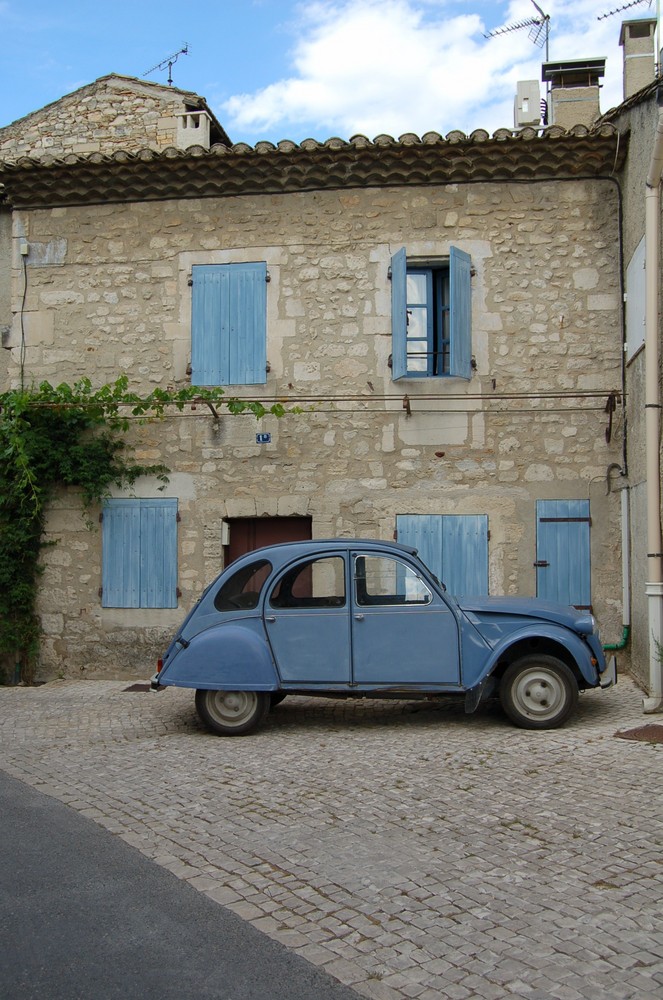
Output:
[
  {"xmin": 466, "ymin": 622, "xmax": 600, "ymax": 689},
  {"xmin": 158, "ymin": 623, "xmax": 279, "ymax": 691}
]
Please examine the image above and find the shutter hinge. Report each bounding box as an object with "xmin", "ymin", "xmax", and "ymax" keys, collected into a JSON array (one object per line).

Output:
[
  {"xmin": 265, "ymin": 270, "xmax": 271, "ymax": 282},
  {"xmin": 487, "ymin": 530, "xmax": 491, "ymax": 542},
  {"xmin": 387, "ymin": 266, "xmax": 392, "ymax": 280},
  {"xmin": 176, "ymin": 511, "xmax": 181, "ymax": 522},
  {"xmin": 176, "ymin": 587, "xmax": 182, "ymax": 599},
  {"xmin": 99, "ymin": 512, "xmax": 103, "ymax": 522},
  {"xmin": 187, "ymin": 275, "xmax": 193, "ymax": 286},
  {"xmin": 98, "ymin": 586, "xmax": 103, "ymax": 598}
]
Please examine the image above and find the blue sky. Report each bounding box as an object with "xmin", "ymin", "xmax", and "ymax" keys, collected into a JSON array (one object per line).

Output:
[{"xmin": 0, "ymin": 0, "xmax": 654, "ymax": 144}]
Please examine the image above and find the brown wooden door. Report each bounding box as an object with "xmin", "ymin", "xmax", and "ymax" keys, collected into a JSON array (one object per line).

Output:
[{"xmin": 224, "ymin": 517, "xmax": 312, "ymax": 566}]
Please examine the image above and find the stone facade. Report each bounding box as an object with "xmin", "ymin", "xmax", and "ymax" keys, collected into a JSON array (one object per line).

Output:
[{"xmin": 1, "ymin": 170, "xmax": 625, "ymax": 676}]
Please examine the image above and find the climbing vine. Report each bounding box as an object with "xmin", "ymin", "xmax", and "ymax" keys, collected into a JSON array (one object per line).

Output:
[{"xmin": 0, "ymin": 376, "xmax": 287, "ymax": 684}]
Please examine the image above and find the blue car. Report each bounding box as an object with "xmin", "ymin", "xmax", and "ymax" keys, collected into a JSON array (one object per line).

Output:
[{"xmin": 152, "ymin": 539, "xmax": 616, "ymax": 735}]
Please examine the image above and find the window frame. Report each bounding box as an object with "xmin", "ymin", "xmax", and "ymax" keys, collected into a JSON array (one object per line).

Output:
[{"xmin": 391, "ymin": 247, "xmax": 472, "ymax": 380}]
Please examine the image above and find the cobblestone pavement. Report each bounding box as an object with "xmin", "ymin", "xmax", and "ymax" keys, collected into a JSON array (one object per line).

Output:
[{"xmin": 1, "ymin": 676, "xmax": 662, "ymax": 1000}]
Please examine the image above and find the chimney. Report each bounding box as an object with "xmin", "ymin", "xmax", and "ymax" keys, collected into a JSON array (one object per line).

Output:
[
  {"xmin": 542, "ymin": 58, "xmax": 606, "ymax": 128},
  {"xmin": 514, "ymin": 80, "xmax": 542, "ymax": 128},
  {"xmin": 176, "ymin": 110, "xmax": 211, "ymax": 150},
  {"xmin": 620, "ymin": 18, "xmax": 657, "ymax": 100}
]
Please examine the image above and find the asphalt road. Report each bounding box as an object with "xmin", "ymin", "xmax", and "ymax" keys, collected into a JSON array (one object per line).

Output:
[{"xmin": 0, "ymin": 769, "xmax": 361, "ymax": 1000}]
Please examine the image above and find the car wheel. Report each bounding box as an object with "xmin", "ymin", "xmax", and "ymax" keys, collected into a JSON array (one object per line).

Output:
[
  {"xmin": 270, "ymin": 692, "xmax": 287, "ymax": 707},
  {"xmin": 499, "ymin": 655, "xmax": 578, "ymax": 730},
  {"xmin": 195, "ymin": 689, "xmax": 270, "ymax": 736}
]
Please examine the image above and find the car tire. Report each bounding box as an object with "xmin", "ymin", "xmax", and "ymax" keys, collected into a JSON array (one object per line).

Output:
[
  {"xmin": 195, "ymin": 689, "xmax": 270, "ymax": 736},
  {"xmin": 499, "ymin": 655, "xmax": 578, "ymax": 730}
]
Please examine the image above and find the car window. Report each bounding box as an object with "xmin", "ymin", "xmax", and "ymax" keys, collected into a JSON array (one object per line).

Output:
[
  {"xmin": 270, "ymin": 556, "xmax": 346, "ymax": 609},
  {"xmin": 354, "ymin": 555, "xmax": 432, "ymax": 607},
  {"xmin": 214, "ymin": 559, "xmax": 272, "ymax": 612}
]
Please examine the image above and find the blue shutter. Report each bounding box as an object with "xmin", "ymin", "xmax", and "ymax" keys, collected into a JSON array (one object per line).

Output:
[
  {"xmin": 449, "ymin": 247, "xmax": 472, "ymax": 379},
  {"xmin": 139, "ymin": 499, "xmax": 179, "ymax": 608},
  {"xmin": 191, "ymin": 263, "xmax": 266, "ymax": 386},
  {"xmin": 536, "ymin": 500, "xmax": 591, "ymax": 608},
  {"xmin": 102, "ymin": 500, "xmax": 141, "ymax": 608},
  {"xmin": 102, "ymin": 499, "xmax": 178, "ymax": 608},
  {"xmin": 396, "ymin": 514, "xmax": 488, "ymax": 595},
  {"xmin": 391, "ymin": 248, "xmax": 408, "ymax": 380}
]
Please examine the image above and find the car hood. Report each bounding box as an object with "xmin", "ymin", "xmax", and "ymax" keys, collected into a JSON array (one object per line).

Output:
[{"xmin": 456, "ymin": 595, "xmax": 594, "ymax": 635}]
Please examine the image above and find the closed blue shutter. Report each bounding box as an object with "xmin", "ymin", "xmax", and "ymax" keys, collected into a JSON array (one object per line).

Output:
[
  {"xmin": 396, "ymin": 514, "xmax": 488, "ymax": 595},
  {"xmin": 102, "ymin": 501, "xmax": 141, "ymax": 608},
  {"xmin": 191, "ymin": 263, "xmax": 267, "ymax": 386},
  {"xmin": 449, "ymin": 247, "xmax": 472, "ymax": 379},
  {"xmin": 391, "ymin": 248, "xmax": 408, "ymax": 381},
  {"xmin": 536, "ymin": 500, "xmax": 591, "ymax": 608},
  {"xmin": 102, "ymin": 499, "xmax": 178, "ymax": 608},
  {"xmin": 139, "ymin": 500, "xmax": 179, "ymax": 608}
]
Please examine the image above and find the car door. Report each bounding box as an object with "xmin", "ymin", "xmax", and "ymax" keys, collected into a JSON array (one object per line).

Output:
[
  {"xmin": 350, "ymin": 551, "xmax": 461, "ymax": 686},
  {"xmin": 264, "ymin": 553, "xmax": 352, "ymax": 684}
]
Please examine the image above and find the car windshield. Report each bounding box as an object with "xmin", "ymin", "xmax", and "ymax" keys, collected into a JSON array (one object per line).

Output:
[{"xmin": 214, "ymin": 559, "xmax": 272, "ymax": 612}]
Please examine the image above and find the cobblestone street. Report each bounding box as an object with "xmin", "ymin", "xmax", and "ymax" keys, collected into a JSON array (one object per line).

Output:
[{"xmin": 1, "ymin": 676, "xmax": 661, "ymax": 1000}]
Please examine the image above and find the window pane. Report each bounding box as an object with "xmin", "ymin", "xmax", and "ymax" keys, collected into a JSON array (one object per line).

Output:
[
  {"xmin": 214, "ymin": 559, "xmax": 272, "ymax": 611},
  {"xmin": 406, "ymin": 273, "xmax": 427, "ymax": 304},
  {"xmin": 271, "ymin": 556, "xmax": 346, "ymax": 608},
  {"xmin": 355, "ymin": 556, "xmax": 432, "ymax": 606}
]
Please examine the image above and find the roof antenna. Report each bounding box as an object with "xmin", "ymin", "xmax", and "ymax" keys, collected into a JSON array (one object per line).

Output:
[
  {"xmin": 597, "ymin": 0, "xmax": 653, "ymax": 20},
  {"xmin": 143, "ymin": 44, "xmax": 189, "ymax": 86},
  {"xmin": 484, "ymin": 0, "xmax": 551, "ymax": 60}
]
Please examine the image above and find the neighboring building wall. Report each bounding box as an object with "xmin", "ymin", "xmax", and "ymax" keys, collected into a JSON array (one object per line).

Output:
[
  {"xmin": 610, "ymin": 91, "xmax": 660, "ymax": 691},
  {"xmin": 4, "ymin": 179, "xmax": 625, "ymax": 676},
  {"xmin": 0, "ymin": 75, "xmax": 221, "ymax": 160}
]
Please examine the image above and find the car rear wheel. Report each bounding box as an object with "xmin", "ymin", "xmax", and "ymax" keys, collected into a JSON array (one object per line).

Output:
[
  {"xmin": 195, "ymin": 689, "xmax": 270, "ymax": 736},
  {"xmin": 500, "ymin": 655, "xmax": 578, "ymax": 730}
]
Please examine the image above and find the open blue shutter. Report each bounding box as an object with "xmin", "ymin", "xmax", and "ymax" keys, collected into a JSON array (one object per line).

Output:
[
  {"xmin": 396, "ymin": 514, "xmax": 488, "ymax": 595},
  {"xmin": 391, "ymin": 248, "xmax": 408, "ymax": 380},
  {"xmin": 140, "ymin": 499, "xmax": 178, "ymax": 608},
  {"xmin": 102, "ymin": 500, "xmax": 141, "ymax": 608},
  {"xmin": 102, "ymin": 499, "xmax": 178, "ymax": 608},
  {"xmin": 191, "ymin": 263, "xmax": 266, "ymax": 386},
  {"xmin": 449, "ymin": 247, "xmax": 472, "ymax": 379}
]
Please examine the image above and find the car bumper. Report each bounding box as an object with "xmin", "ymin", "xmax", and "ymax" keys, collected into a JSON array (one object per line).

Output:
[{"xmin": 599, "ymin": 655, "xmax": 617, "ymax": 689}]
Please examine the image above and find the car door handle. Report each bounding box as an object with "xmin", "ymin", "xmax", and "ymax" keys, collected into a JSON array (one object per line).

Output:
[
  {"xmin": 265, "ymin": 616, "xmax": 276, "ymax": 623},
  {"xmin": 354, "ymin": 614, "xmax": 364, "ymax": 621}
]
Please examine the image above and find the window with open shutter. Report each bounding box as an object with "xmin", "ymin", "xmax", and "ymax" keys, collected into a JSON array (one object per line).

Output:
[
  {"xmin": 191, "ymin": 262, "xmax": 267, "ymax": 386},
  {"xmin": 391, "ymin": 247, "xmax": 472, "ymax": 380},
  {"xmin": 102, "ymin": 498, "xmax": 178, "ymax": 608},
  {"xmin": 396, "ymin": 514, "xmax": 488, "ymax": 595}
]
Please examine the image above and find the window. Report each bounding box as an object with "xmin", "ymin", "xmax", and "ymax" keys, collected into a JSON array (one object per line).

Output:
[
  {"xmin": 396, "ymin": 514, "xmax": 489, "ymax": 595},
  {"xmin": 101, "ymin": 499, "xmax": 178, "ymax": 608},
  {"xmin": 191, "ymin": 262, "xmax": 267, "ymax": 386},
  {"xmin": 270, "ymin": 556, "xmax": 346, "ymax": 609},
  {"xmin": 391, "ymin": 247, "xmax": 472, "ymax": 379},
  {"xmin": 354, "ymin": 555, "xmax": 432, "ymax": 606},
  {"xmin": 214, "ymin": 559, "xmax": 272, "ymax": 611}
]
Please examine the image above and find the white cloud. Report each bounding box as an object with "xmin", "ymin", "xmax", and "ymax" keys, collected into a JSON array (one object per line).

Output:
[{"xmin": 223, "ymin": 0, "xmax": 650, "ymax": 141}]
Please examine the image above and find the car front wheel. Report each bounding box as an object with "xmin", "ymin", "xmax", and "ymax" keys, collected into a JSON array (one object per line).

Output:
[
  {"xmin": 499, "ymin": 655, "xmax": 578, "ymax": 730},
  {"xmin": 195, "ymin": 689, "xmax": 270, "ymax": 736}
]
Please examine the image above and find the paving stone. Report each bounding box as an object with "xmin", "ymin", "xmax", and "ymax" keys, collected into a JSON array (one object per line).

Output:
[{"xmin": 0, "ymin": 676, "xmax": 662, "ymax": 1000}]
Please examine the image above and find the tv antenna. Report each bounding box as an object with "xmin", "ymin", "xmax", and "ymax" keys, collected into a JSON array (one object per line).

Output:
[
  {"xmin": 597, "ymin": 0, "xmax": 653, "ymax": 19},
  {"xmin": 143, "ymin": 44, "xmax": 189, "ymax": 86},
  {"xmin": 484, "ymin": 0, "xmax": 551, "ymax": 60}
]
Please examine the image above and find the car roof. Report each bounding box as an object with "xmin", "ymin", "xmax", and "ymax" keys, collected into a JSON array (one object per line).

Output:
[{"xmin": 229, "ymin": 538, "xmax": 418, "ymax": 565}]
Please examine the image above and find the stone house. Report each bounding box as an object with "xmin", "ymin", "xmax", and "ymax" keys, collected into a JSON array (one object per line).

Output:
[{"xmin": 0, "ymin": 48, "xmax": 651, "ymax": 690}]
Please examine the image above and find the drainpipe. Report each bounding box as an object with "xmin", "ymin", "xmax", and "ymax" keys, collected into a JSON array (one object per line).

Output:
[
  {"xmin": 604, "ymin": 490, "xmax": 631, "ymax": 652},
  {"xmin": 643, "ymin": 89, "xmax": 663, "ymax": 712}
]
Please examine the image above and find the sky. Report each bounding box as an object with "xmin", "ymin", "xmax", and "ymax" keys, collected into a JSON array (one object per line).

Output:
[{"xmin": 0, "ymin": 0, "xmax": 656, "ymax": 145}]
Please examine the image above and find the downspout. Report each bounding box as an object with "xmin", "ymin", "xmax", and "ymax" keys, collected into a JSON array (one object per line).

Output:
[
  {"xmin": 603, "ymin": 490, "xmax": 631, "ymax": 652},
  {"xmin": 643, "ymin": 89, "xmax": 663, "ymax": 712}
]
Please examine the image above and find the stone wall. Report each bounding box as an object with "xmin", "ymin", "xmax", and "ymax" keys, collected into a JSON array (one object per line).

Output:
[{"xmin": 4, "ymin": 179, "xmax": 625, "ymax": 676}]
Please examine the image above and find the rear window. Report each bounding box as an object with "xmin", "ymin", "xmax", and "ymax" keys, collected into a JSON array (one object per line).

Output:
[{"xmin": 214, "ymin": 559, "xmax": 272, "ymax": 612}]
